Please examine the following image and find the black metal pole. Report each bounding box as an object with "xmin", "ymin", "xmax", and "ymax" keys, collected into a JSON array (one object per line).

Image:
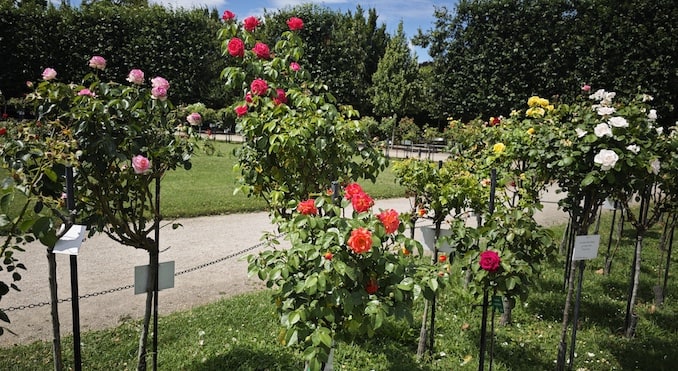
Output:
[
  {"xmin": 152, "ymin": 176, "xmax": 160, "ymax": 371},
  {"xmin": 567, "ymin": 260, "xmax": 586, "ymax": 370},
  {"xmin": 479, "ymin": 169, "xmax": 497, "ymax": 371},
  {"xmin": 489, "ymin": 294, "xmax": 496, "ymax": 371},
  {"xmin": 662, "ymin": 216, "xmax": 675, "ymax": 302},
  {"xmin": 66, "ymin": 167, "xmax": 82, "ymax": 371}
]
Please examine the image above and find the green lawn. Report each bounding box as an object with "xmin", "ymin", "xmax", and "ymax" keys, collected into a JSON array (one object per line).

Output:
[
  {"xmin": 160, "ymin": 141, "xmax": 407, "ymax": 218},
  {"xmin": 1, "ymin": 212, "xmax": 677, "ymax": 370}
]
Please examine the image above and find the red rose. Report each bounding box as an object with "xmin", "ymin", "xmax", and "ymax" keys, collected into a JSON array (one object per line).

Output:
[
  {"xmin": 250, "ymin": 78, "xmax": 268, "ymax": 96},
  {"xmin": 286, "ymin": 17, "xmax": 304, "ymax": 31},
  {"xmin": 297, "ymin": 199, "xmax": 317, "ymax": 215},
  {"xmin": 273, "ymin": 88, "xmax": 287, "ymax": 105},
  {"xmin": 377, "ymin": 209, "xmax": 400, "ymax": 234},
  {"xmin": 252, "ymin": 42, "xmax": 270, "ymax": 59},
  {"xmin": 344, "ymin": 182, "xmax": 364, "ymax": 200},
  {"xmin": 351, "ymin": 192, "xmax": 374, "ymax": 213},
  {"xmin": 243, "ymin": 16, "xmax": 259, "ymax": 32},
  {"xmin": 1, "ymin": 113, "xmax": 7, "ymax": 119},
  {"xmin": 222, "ymin": 10, "xmax": 235, "ymax": 21},
  {"xmin": 234, "ymin": 105, "xmax": 248, "ymax": 117},
  {"xmin": 324, "ymin": 251, "xmax": 333, "ymax": 261},
  {"xmin": 348, "ymin": 227, "xmax": 372, "ymax": 254},
  {"xmin": 227, "ymin": 37, "xmax": 245, "ymax": 58},
  {"xmin": 245, "ymin": 92, "xmax": 253, "ymax": 103},
  {"xmin": 0, "ymin": 127, "xmax": 6, "ymax": 136},
  {"xmin": 365, "ymin": 278, "xmax": 378, "ymax": 294},
  {"xmin": 438, "ymin": 254, "xmax": 447, "ymax": 263},
  {"xmin": 479, "ymin": 250, "xmax": 501, "ymax": 272}
]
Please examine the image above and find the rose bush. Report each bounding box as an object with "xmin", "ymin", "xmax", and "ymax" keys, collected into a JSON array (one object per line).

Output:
[
  {"xmin": 248, "ymin": 183, "xmax": 448, "ymax": 370},
  {"xmin": 219, "ymin": 11, "xmax": 386, "ymax": 219}
]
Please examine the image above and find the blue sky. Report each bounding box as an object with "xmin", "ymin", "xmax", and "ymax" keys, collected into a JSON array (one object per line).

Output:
[{"xmin": 60, "ymin": 0, "xmax": 458, "ymax": 61}]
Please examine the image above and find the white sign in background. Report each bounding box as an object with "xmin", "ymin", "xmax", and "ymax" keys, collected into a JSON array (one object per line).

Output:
[
  {"xmin": 134, "ymin": 261, "xmax": 175, "ymax": 294},
  {"xmin": 572, "ymin": 234, "xmax": 601, "ymax": 261}
]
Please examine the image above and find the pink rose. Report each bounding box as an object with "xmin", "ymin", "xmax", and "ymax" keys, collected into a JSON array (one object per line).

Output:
[
  {"xmin": 151, "ymin": 76, "xmax": 170, "ymax": 90},
  {"xmin": 228, "ymin": 37, "xmax": 245, "ymax": 58},
  {"xmin": 235, "ymin": 105, "xmax": 248, "ymax": 117},
  {"xmin": 126, "ymin": 69, "xmax": 144, "ymax": 85},
  {"xmin": 42, "ymin": 68, "xmax": 57, "ymax": 81},
  {"xmin": 77, "ymin": 88, "xmax": 95, "ymax": 97},
  {"xmin": 286, "ymin": 17, "xmax": 304, "ymax": 31},
  {"xmin": 151, "ymin": 86, "xmax": 168, "ymax": 100},
  {"xmin": 273, "ymin": 88, "xmax": 287, "ymax": 105},
  {"xmin": 132, "ymin": 155, "xmax": 151, "ymax": 174},
  {"xmin": 222, "ymin": 10, "xmax": 235, "ymax": 21},
  {"xmin": 245, "ymin": 92, "xmax": 253, "ymax": 103},
  {"xmin": 290, "ymin": 62, "xmax": 301, "ymax": 72},
  {"xmin": 186, "ymin": 112, "xmax": 202, "ymax": 126},
  {"xmin": 581, "ymin": 84, "xmax": 591, "ymax": 92},
  {"xmin": 250, "ymin": 78, "xmax": 268, "ymax": 96},
  {"xmin": 479, "ymin": 250, "xmax": 501, "ymax": 272},
  {"xmin": 252, "ymin": 42, "xmax": 270, "ymax": 59},
  {"xmin": 88, "ymin": 55, "xmax": 106, "ymax": 70},
  {"xmin": 243, "ymin": 16, "xmax": 259, "ymax": 32}
]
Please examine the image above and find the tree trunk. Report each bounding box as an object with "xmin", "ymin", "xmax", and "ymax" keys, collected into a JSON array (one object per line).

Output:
[
  {"xmin": 556, "ymin": 261, "xmax": 577, "ymax": 371},
  {"xmin": 499, "ymin": 296, "xmax": 515, "ymax": 326},
  {"xmin": 137, "ymin": 250, "xmax": 158, "ymax": 371},
  {"xmin": 625, "ymin": 232, "xmax": 643, "ymax": 338},
  {"xmin": 47, "ymin": 250, "xmax": 63, "ymax": 371},
  {"xmin": 416, "ymin": 301, "xmax": 428, "ymax": 359}
]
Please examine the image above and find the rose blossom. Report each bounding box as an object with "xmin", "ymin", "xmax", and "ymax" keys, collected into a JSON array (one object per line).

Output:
[
  {"xmin": 656, "ymin": 127, "xmax": 664, "ymax": 135},
  {"xmin": 596, "ymin": 106, "xmax": 616, "ymax": 116},
  {"xmin": 324, "ymin": 251, "xmax": 333, "ymax": 260},
  {"xmin": 581, "ymin": 84, "xmax": 591, "ymax": 92},
  {"xmin": 186, "ymin": 112, "xmax": 202, "ymax": 126},
  {"xmin": 593, "ymin": 123, "xmax": 612, "ymax": 138},
  {"xmin": 479, "ymin": 250, "xmax": 501, "ymax": 272},
  {"xmin": 273, "ymin": 88, "xmax": 287, "ymax": 105},
  {"xmin": 348, "ymin": 227, "xmax": 372, "ymax": 254},
  {"xmin": 42, "ymin": 68, "xmax": 57, "ymax": 81},
  {"xmin": 126, "ymin": 69, "xmax": 144, "ymax": 85},
  {"xmin": 252, "ymin": 42, "xmax": 270, "ymax": 59},
  {"xmin": 575, "ymin": 128, "xmax": 587, "ymax": 138},
  {"xmin": 77, "ymin": 88, "xmax": 95, "ymax": 97},
  {"xmin": 151, "ymin": 76, "xmax": 169, "ymax": 89},
  {"xmin": 290, "ymin": 62, "xmax": 300, "ymax": 71},
  {"xmin": 132, "ymin": 155, "xmax": 151, "ymax": 174},
  {"xmin": 88, "ymin": 55, "xmax": 106, "ymax": 70},
  {"xmin": 594, "ymin": 149, "xmax": 619, "ymax": 171},
  {"xmin": 648, "ymin": 109, "xmax": 657, "ymax": 121},
  {"xmin": 243, "ymin": 16, "xmax": 259, "ymax": 32},
  {"xmin": 493, "ymin": 142, "xmax": 506, "ymax": 154},
  {"xmin": 234, "ymin": 105, "xmax": 248, "ymax": 117},
  {"xmin": 649, "ymin": 158, "xmax": 661, "ymax": 175},
  {"xmin": 351, "ymin": 192, "xmax": 374, "ymax": 213},
  {"xmin": 250, "ymin": 78, "xmax": 268, "ymax": 96},
  {"xmin": 626, "ymin": 144, "xmax": 640, "ymax": 154},
  {"xmin": 344, "ymin": 183, "xmax": 364, "ymax": 200},
  {"xmin": 365, "ymin": 278, "xmax": 378, "ymax": 294},
  {"xmin": 228, "ymin": 37, "xmax": 245, "ymax": 58},
  {"xmin": 0, "ymin": 127, "xmax": 7, "ymax": 136},
  {"xmin": 221, "ymin": 10, "xmax": 235, "ymax": 21},
  {"xmin": 439, "ymin": 255, "xmax": 447, "ymax": 263},
  {"xmin": 608, "ymin": 116, "xmax": 628, "ymax": 128},
  {"xmin": 151, "ymin": 86, "xmax": 168, "ymax": 100},
  {"xmin": 286, "ymin": 17, "xmax": 304, "ymax": 31},
  {"xmin": 377, "ymin": 209, "xmax": 400, "ymax": 234},
  {"xmin": 297, "ymin": 199, "xmax": 318, "ymax": 215}
]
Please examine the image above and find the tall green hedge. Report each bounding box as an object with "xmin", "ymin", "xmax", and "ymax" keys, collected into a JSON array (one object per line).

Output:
[{"xmin": 0, "ymin": 2, "xmax": 226, "ymax": 108}]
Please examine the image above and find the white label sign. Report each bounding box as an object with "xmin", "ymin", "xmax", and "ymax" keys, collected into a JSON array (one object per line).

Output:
[
  {"xmin": 134, "ymin": 261, "xmax": 175, "ymax": 294},
  {"xmin": 53, "ymin": 225, "xmax": 87, "ymax": 255},
  {"xmin": 572, "ymin": 235, "xmax": 600, "ymax": 261}
]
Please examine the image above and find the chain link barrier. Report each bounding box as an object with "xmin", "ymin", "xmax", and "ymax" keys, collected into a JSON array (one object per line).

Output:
[{"xmin": 1, "ymin": 234, "xmax": 283, "ymax": 313}]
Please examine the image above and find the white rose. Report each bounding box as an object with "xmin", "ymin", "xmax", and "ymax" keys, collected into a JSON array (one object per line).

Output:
[
  {"xmin": 594, "ymin": 149, "xmax": 619, "ymax": 171},
  {"xmin": 589, "ymin": 89, "xmax": 606, "ymax": 101},
  {"xmin": 626, "ymin": 144, "xmax": 640, "ymax": 154},
  {"xmin": 650, "ymin": 159, "xmax": 660, "ymax": 175},
  {"xmin": 597, "ymin": 106, "xmax": 616, "ymax": 116},
  {"xmin": 656, "ymin": 127, "xmax": 663, "ymax": 135},
  {"xmin": 648, "ymin": 109, "xmax": 657, "ymax": 121},
  {"xmin": 594, "ymin": 123, "xmax": 612, "ymax": 138},
  {"xmin": 575, "ymin": 128, "xmax": 587, "ymax": 138},
  {"xmin": 608, "ymin": 116, "xmax": 628, "ymax": 128}
]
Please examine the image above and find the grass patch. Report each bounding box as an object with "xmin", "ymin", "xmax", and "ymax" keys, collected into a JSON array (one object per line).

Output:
[
  {"xmin": 160, "ymin": 141, "xmax": 407, "ymax": 218},
  {"xmin": 2, "ymin": 210, "xmax": 677, "ymax": 370}
]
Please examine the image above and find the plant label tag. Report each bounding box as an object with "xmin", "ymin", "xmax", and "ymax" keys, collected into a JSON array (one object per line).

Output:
[
  {"xmin": 53, "ymin": 225, "xmax": 86, "ymax": 255},
  {"xmin": 572, "ymin": 235, "xmax": 600, "ymax": 261},
  {"xmin": 134, "ymin": 261, "xmax": 175, "ymax": 294}
]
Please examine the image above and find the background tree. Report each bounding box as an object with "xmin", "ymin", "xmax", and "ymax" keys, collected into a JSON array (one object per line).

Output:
[{"xmin": 370, "ymin": 22, "xmax": 421, "ymax": 120}]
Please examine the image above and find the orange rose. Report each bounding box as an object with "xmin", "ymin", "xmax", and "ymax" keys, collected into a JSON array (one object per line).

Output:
[
  {"xmin": 377, "ymin": 209, "xmax": 400, "ymax": 234},
  {"xmin": 348, "ymin": 228, "xmax": 372, "ymax": 254}
]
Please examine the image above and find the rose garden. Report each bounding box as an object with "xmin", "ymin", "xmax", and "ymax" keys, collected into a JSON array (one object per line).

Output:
[{"xmin": 1, "ymin": 2, "xmax": 677, "ymax": 371}]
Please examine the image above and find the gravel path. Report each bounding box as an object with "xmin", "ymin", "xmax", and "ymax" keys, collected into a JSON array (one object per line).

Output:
[{"xmin": 0, "ymin": 191, "xmax": 568, "ymax": 347}]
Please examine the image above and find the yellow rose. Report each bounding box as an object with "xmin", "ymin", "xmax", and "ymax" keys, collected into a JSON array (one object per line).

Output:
[
  {"xmin": 538, "ymin": 98, "xmax": 550, "ymax": 108},
  {"xmin": 546, "ymin": 104, "xmax": 555, "ymax": 111},
  {"xmin": 493, "ymin": 142, "xmax": 506, "ymax": 154},
  {"xmin": 526, "ymin": 107, "xmax": 545, "ymax": 118},
  {"xmin": 527, "ymin": 127, "xmax": 535, "ymax": 135},
  {"xmin": 527, "ymin": 96, "xmax": 541, "ymax": 107}
]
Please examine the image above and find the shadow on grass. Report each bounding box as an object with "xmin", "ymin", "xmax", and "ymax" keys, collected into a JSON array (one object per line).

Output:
[
  {"xmin": 602, "ymin": 329, "xmax": 678, "ymax": 371},
  {"xmin": 188, "ymin": 345, "xmax": 302, "ymax": 371}
]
